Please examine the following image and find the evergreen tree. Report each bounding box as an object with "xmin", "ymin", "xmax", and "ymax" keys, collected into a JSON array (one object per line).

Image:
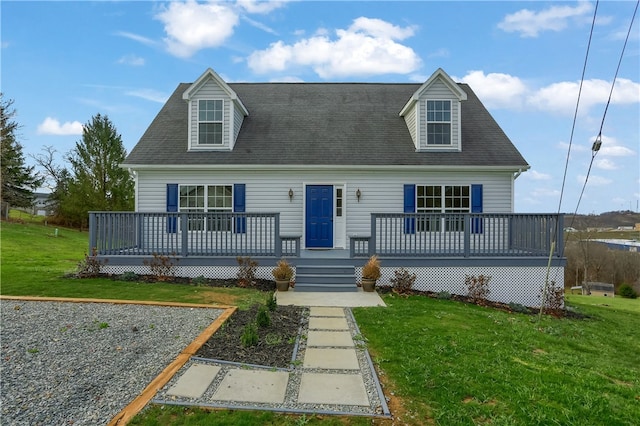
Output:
[
  {"xmin": 0, "ymin": 94, "xmax": 42, "ymax": 217},
  {"xmin": 65, "ymin": 114, "xmax": 134, "ymax": 225}
]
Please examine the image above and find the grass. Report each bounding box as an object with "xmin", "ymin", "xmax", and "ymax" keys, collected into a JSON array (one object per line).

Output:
[
  {"xmin": 352, "ymin": 293, "xmax": 640, "ymax": 425},
  {"xmin": 0, "ymin": 219, "xmax": 267, "ymax": 309},
  {"xmin": 3, "ymin": 216, "xmax": 639, "ymax": 425}
]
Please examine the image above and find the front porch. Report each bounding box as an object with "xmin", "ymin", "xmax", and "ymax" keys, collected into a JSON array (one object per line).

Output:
[{"xmin": 89, "ymin": 211, "xmax": 566, "ymax": 307}]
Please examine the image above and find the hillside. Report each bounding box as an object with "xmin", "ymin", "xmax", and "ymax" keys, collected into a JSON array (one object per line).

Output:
[{"xmin": 563, "ymin": 210, "xmax": 640, "ymax": 230}]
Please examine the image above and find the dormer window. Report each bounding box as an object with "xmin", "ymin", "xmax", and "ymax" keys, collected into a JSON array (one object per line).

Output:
[
  {"xmin": 426, "ymin": 100, "xmax": 451, "ymax": 145},
  {"xmin": 198, "ymin": 99, "xmax": 223, "ymax": 145}
]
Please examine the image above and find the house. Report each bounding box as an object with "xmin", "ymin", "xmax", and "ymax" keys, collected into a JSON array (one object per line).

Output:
[{"xmin": 91, "ymin": 68, "xmax": 565, "ymax": 307}]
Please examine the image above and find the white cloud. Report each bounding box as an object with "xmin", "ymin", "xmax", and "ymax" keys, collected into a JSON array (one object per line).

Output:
[
  {"xmin": 427, "ymin": 48, "xmax": 450, "ymax": 59},
  {"xmin": 577, "ymin": 174, "xmax": 613, "ymax": 186},
  {"xmin": 37, "ymin": 118, "xmax": 83, "ymax": 136},
  {"xmin": 269, "ymin": 76, "xmax": 304, "ymax": 83},
  {"xmin": 594, "ymin": 158, "xmax": 618, "ymax": 170},
  {"xmin": 247, "ymin": 17, "xmax": 421, "ymax": 78},
  {"xmin": 155, "ymin": 1, "xmax": 239, "ymax": 58},
  {"xmin": 455, "ymin": 70, "xmax": 527, "ymax": 109},
  {"xmin": 241, "ymin": 15, "xmax": 278, "ymax": 35},
  {"xmin": 114, "ymin": 31, "xmax": 157, "ymax": 47},
  {"xmin": 498, "ymin": 2, "xmax": 592, "ymax": 37},
  {"xmin": 527, "ymin": 78, "xmax": 640, "ymax": 115},
  {"xmin": 237, "ymin": 0, "xmax": 286, "ymax": 14},
  {"xmin": 117, "ymin": 54, "xmax": 145, "ymax": 66},
  {"xmin": 125, "ymin": 89, "xmax": 168, "ymax": 103},
  {"xmin": 594, "ymin": 135, "xmax": 636, "ymax": 157},
  {"xmin": 525, "ymin": 170, "xmax": 552, "ymax": 180},
  {"xmin": 557, "ymin": 141, "xmax": 589, "ymax": 152}
]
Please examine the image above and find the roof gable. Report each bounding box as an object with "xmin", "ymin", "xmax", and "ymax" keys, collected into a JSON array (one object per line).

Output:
[
  {"xmin": 399, "ymin": 68, "xmax": 467, "ymax": 117},
  {"xmin": 182, "ymin": 68, "xmax": 249, "ymax": 116}
]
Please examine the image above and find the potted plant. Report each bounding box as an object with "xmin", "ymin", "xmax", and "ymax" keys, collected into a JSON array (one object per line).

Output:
[
  {"xmin": 272, "ymin": 258, "xmax": 294, "ymax": 291},
  {"xmin": 361, "ymin": 255, "xmax": 381, "ymax": 292}
]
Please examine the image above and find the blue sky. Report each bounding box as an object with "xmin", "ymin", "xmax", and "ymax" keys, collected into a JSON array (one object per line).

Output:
[{"xmin": 2, "ymin": 1, "xmax": 639, "ymax": 214}]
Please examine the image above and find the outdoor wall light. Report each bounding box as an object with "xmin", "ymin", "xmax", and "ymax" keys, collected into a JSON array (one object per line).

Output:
[
  {"xmin": 288, "ymin": 188, "xmax": 294, "ymax": 201},
  {"xmin": 356, "ymin": 188, "xmax": 361, "ymax": 202}
]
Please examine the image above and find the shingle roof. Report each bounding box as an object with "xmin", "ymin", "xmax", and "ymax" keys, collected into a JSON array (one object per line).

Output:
[{"xmin": 123, "ymin": 82, "xmax": 529, "ymax": 168}]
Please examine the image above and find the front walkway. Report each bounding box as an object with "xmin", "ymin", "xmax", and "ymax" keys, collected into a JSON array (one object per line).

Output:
[
  {"xmin": 151, "ymin": 304, "xmax": 391, "ymax": 418},
  {"xmin": 276, "ymin": 288, "xmax": 386, "ymax": 307}
]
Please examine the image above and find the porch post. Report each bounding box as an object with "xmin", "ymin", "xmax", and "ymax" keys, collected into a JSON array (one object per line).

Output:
[
  {"xmin": 369, "ymin": 214, "xmax": 376, "ymax": 256},
  {"xmin": 274, "ymin": 213, "xmax": 282, "ymax": 257},
  {"xmin": 463, "ymin": 214, "xmax": 470, "ymax": 257},
  {"xmin": 556, "ymin": 214, "xmax": 564, "ymax": 257},
  {"xmin": 180, "ymin": 213, "xmax": 188, "ymax": 256},
  {"xmin": 88, "ymin": 212, "xmax": 97, "ymax": 254}
]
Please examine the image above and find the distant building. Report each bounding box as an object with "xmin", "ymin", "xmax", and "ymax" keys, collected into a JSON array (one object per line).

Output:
[
  {"xmin": 590, "ymin": 239, "xmax": 640, "ymax": 253},
  {"xmin": 32, "ymin": 193, "xmax": 51, "ymax": 216},
  {"xmin": 572, "ymin": 282, "xmax": 616, "ymax": 297}
]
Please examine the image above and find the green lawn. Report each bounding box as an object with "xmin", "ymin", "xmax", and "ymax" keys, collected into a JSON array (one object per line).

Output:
[
  {"xmin": 2, "ymin": 218, "xmax": 639, "ymax": 425},
  {"xmin": 0, "ymin": 219, "xmax": 266, "ymax": 309},
  {"xmin": 353, "ymin": 293, "xmax": 640, "ymax": 425}
]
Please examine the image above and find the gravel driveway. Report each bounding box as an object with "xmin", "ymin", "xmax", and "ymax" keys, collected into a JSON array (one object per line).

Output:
[{"xmin": 0, "ymin": 299, "xmax": 223, "ymax": 425}]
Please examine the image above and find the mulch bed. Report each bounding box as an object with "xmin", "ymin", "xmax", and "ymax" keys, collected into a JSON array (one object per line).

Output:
[{"xmin": 195, "ymin": 304, "xmax": 306, "ymax": 368}]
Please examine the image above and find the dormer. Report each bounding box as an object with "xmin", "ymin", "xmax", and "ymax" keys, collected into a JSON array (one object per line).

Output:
[
  {"xmin": 399, "ymin": 68, "xmax": 467, "ymax": 152},
  {"xmin": 183, "ymin": 68, "xmax": 249, "ymax": 151}
]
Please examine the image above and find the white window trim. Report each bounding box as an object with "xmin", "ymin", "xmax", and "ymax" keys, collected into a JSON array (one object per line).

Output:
[
  {"xmin": 416, "ymin": 184, "xmax": 470, "ymax": 232},
  {"xmin": 190, "ymin": 99, "xmax": 226, "ymax": 150},
  {"xmin": 426, "ymin": 99, "xmax": 452, "ymax": 147},
  {"xmin": 178, "ymin": 184, "xmax": 234, "ymax": 232}
]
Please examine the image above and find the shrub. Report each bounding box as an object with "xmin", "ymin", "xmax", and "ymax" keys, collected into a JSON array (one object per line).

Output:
[
  {"xmin": 76, "ymin": 248, "xmax": 106, "ymax": 278},
  {"xmin": 143, "ymin": 252, "xmax": 178, "ymax": 281},
  {"xmin": 465, "ymin": 274, "xmax": 491, "ymax": 302},
  {"xmin": 618, "ymin": 284, "xmax": 638, "ymax": 299},
  {"xmin": 436, "ymin": 291, "xmax": 452, "ymax": 300},
  {"xmin": 237, "ymin": 256, "xmax": 258, "ymax": 287},
  {"xmin": 272, "ymin": 258, "xmax": 294, "ymax": 281},
  {"xmin": 362, "ymin": 255, "xmax": 381, "ymax": 280},
  {"xmin": 241, "ymin": 323, "xmax": 259, "ymax": 347},
  {"xmin": 390, "ymin": 267, "xmax": 416, "ymax": 295},
  {"xmin": 540, "ymin": 281, "xmax": 564, "ymax": 314},
  {"xmin": 508, "ymin": 302, "xmax": 530, "ymax": 314},
  {"xmin": 120, "ymin": 271, "xmax": 138, "ymax": 282},
  {"xmin": 192, "ymin": 275, "xmax": 207, "ymax": 286},
  {"xmin": 256, "ymin": 306, "xmax": 271, "ymax": 328},
  {"xmin": 266, "ymin": 292, "xmax": 278, "ymax": 311}
]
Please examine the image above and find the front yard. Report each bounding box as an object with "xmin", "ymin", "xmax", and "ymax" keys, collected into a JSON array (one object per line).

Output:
[{"xmin": 2, "ymin": 219, "xmax": 638, "ymax": 425}]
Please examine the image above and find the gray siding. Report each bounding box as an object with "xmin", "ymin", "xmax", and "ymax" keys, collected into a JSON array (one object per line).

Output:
[
  {"xmin": 232, "ymin": 103, "xmax": 245, "ymax": 149},
  {"xmin": 189, "ymin": 79, "xmax": 232, "ymax": 149},
  {"xmin": 136, "ymin": 169, "xmax": 514, "ymax": 248},
  {"xmin": 421, "ymin": 79, "xmax": 461, "ymax": 151},
  {"xmin": 402, "ymin": 102, "xmax": 418, "ymax": 149}
]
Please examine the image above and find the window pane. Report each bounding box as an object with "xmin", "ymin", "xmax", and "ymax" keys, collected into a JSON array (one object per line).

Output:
[
  {"xmin": 199, "ymin": 123, "xmax": 223, "ymax": 145},
  {"xmin": 427, "ymin": 123, "xmax": 451, "ymax": 145}
]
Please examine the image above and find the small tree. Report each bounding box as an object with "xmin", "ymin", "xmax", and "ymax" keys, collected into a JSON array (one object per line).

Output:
[
  {"xmin": 64, "ymin": 114, "xmax": 134, "ymax": 226},
  {"xmin": 0, "ymin": 95, "xmax": 42, "ymax": 217}
]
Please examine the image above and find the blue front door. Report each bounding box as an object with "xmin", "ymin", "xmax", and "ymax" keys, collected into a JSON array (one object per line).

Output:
[{"xmin": 306, "ymin": 185, "xmax": 333, "ymax": 248}]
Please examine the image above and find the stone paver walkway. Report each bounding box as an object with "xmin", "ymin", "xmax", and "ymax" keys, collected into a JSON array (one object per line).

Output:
[{"xmin": 153, "ymin": 305, "xmax": 390, "ymax": 417}]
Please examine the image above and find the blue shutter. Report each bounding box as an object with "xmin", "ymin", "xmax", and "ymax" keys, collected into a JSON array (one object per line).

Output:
[
  {"xmin": 233, "ymin": 184, "xmax": 246, "ymax": 234},
  {"xmin": 404, "ymin": 184, "xmax": 416, "ymax": 234},
  {"xmin": 166, "ymin": 184, "xmax": 178, "ymax": 233},
  {"xmin": 471, "ymin": 184, "xmax": 483, "ymax": 234}
]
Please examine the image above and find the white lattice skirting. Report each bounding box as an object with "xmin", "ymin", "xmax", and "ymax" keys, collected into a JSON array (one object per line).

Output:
[
  {"xmin": 102, "ymin": 264, "xmax": 564, "ymax": 308},
  {"xmin": 366, "ymin": 266, "xmax": 564, "ymax": 308}
]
